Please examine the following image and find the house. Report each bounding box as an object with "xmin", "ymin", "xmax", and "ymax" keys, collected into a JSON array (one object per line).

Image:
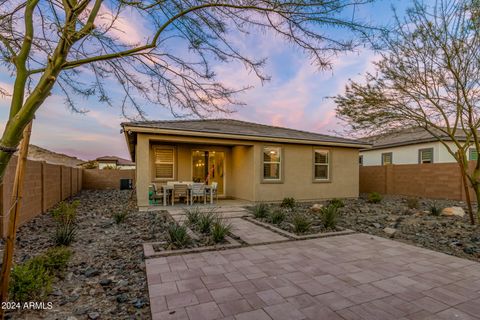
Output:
[
  {"xmin": 94, "ymin": 156, "xmax": 136, "ymax": 170},
  {"xmin": 360, "ymin": 127, "xmax": 479, "ymax": 166},
  {"xmin": 121, "ymin": 119, "xmax": 370, "ymax": 207},
  {"xmin": 79, "ymin": 156, "xmax": 135, "ymax": 169}
]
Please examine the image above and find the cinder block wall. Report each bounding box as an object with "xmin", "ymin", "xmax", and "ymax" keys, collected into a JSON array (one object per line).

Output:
[
  {"xmin": 360, "ymin": 162, "xmax": 476, "ymax": 201},
  {"xmin": 82, "ymin": 169, "xmax": 135, "ymax": 190},
  {"xmin": 0, "ymin": 156, "xmax": 83, "ymax": 237}
]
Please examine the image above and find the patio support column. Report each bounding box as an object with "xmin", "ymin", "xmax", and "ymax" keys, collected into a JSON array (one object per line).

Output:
[{"xmin": 136, "ymin": 134, "xmax": 150, "ymax": 207}]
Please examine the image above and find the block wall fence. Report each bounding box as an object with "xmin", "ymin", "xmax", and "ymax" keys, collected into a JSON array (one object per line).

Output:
[
  {"xmin": 359, "ymin": 161, "xmax": 477, "ymax": 202},
  {"xmin": 0, "ymin": 157, "xmax": 135, "ymax": 237}
]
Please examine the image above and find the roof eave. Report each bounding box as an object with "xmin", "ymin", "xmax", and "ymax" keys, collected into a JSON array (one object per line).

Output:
[{"xmin": 121, "ymin": 125, "xmax": 371, "ymax": 149}]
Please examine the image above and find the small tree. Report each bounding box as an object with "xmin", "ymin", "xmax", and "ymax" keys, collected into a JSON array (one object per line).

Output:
[{"xmin": 335, "ymin": 0, "xmax": 480, "ymax": 223}]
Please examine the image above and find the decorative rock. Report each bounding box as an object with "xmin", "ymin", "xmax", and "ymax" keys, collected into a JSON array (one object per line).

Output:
[
  {"xmin": 133, "ymin": 298, "xmax": 145, "ymax": 309},
  {"xmin": 116, "ymin": 293, "xmax": 129, "ymax": 303},
  {"xmin": 463, "ymin": 246, "xmax": 479, "ymax": 255},
  {"xmin": 441, "ymin": 207, "xmax": 465, "ymax": 218},
  {"xmin": 372, "ymin": 223, "xmax": 382, "ymax": 228},
  {"xmin": 99, "ymin": 279, "xmax": 112, "ymax": 286},
  {"xmin": 310, "ymin": 204, "xmax": 324, "ymax": 212},
  {"xmin": 383, "ymin": 227, "xmax": 397, "ymax": 236},
  {"xmin": 88, "ymin": 312, "xmax": 100, "ymax": 320},
  {"xmin": 84, "ymin": 268, "xmax": 100, "ymax": 278}
]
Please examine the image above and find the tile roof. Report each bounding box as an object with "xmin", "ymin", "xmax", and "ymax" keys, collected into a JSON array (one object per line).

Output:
[
  {"xmin": 96, "ymin": 156, "xmax": 135, "ymax": 165},
  {"xmin": 121, "ymin": 119, "xmax": 368, "ymax": 147},
  {"xmin": 365, "ymin": 127, "xmax": 469, "ymax": 150}
]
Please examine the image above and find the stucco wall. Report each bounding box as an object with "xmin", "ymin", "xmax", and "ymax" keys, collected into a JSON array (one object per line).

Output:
[
  {"xmin": 134, "ymin": 133, "xmax": 361, "ymax": 205},
  {"xmin": 82, "ymin": 169, "xmax": 135, "ymax": 190},
  {"xmin": 360, "ymin": 141, "xmax": 473, "ymax": 166}
]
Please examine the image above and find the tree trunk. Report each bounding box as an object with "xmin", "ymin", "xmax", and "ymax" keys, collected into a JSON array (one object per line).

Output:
[{"xmin": 0, "ymin": 121, "xmax": 32, "ymax": 320}]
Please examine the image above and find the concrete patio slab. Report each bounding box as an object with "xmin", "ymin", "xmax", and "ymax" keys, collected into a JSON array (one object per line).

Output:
[{"xmin": 146, "ymin": 233, "xmax": 480, "ymax": 320}]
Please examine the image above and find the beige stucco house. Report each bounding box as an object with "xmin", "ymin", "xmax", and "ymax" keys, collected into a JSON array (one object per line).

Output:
[{"xmin": 121, "ymin": 119, "xmax": 370, "ymax": 208}]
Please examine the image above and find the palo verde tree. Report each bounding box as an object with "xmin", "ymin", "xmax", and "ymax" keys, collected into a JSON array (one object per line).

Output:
[
  {"xmin": 335, "ymin": 0, "xmax": 480, "ymax": 223},
  {"xmin": 0, "ymin": 0, "xmax": 373, "ymax": 183}
]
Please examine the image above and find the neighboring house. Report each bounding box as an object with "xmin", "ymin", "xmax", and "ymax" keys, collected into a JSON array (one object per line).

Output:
[
  {"xmin": 360, "ymin": 127, "xmax": 479, "ymax": 166},
  {"xmin": 121, "ymin": 119, "xmax": 370, "ymax": 207},
  {"xmin": 96, "ymin": 156, "xmax": 136, "ymax": 170}
]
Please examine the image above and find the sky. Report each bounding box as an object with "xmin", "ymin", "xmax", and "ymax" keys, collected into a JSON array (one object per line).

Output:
[{"xmin": 0, "ymin": 0, "xmax": 415, "ymax": 161}]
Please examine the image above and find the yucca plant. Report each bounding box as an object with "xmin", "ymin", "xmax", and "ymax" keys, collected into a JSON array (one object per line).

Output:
[
  {"xmin": 269, "ymin": 210, "xmax": 286, "ymax": 225},
  {"xmin": 329, "ymin": 198, "xmax": 345, "ymax": 208},
  {"xmin": 196, "ymin": 212, "xmax": 217, "ymax": 234},
  {"xmin": 211, "ymin": 219, "xmax": 232, "ymax": 243},
  {"xmin": 292, "ymin": 213, "xmax": 312, "ymax": 234},
  {"xmin": 184, "ymin": 207, "xmax": 202, "ymax": 226},
  {"xmin": 249, "ymin": 203, "xmax": 269, "ymax": 219},
  {"xmin": 430, "ymin": 203, "xmax": 442, "ymax": 216},
  {"xmin": 280, "ymin": 197, "xmax": 296, "ymax": 210},
  {"xmin": 113, "ymin": 210, "xmax": 128, "ymax": 224},
  {"xmin": 54, "ymin": 221, "xmax": 77, "ymax": 246},
  {"xmin": 167, "ymin": 223, "xmax": 191, "ymax": 248},
  {"xmin": 320, "ymin": 204, "xmax": 338, "ymax": 230}
]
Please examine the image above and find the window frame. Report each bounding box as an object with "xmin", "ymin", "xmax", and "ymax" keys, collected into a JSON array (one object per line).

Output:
[
  {"xmin": 261, "ymin": 145, "xmax": 283, "ymax": 183},
  {"xmin": 418, "ymin": 148, "xmax": 434, "ymax": 164},
  {"xmin": 312, "ymin": 149, "xmax": 331, "ymax": 183},
  {"xmin": 153, "ymin": 146, "xmax": 176, "ymax": 180},
  {"xmin": 381, "ymin": 152, "xmax": 393, "ymax": 165},
  {"xmin": 469, "ymin": 148, "xmax": 478, "ymax": 161}
]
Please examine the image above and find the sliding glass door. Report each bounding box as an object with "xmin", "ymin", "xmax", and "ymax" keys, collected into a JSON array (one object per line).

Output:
[{"xmin": 192, "ymin": 150, "xmax": 225, "ymax": 195}]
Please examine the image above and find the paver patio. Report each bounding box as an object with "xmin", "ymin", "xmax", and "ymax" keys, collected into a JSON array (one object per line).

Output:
[{"xmin": 146, "ymin": 233, "xmax": 480, "ymax": 320}]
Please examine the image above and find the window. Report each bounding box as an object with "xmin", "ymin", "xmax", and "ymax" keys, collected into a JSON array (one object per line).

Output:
[
  {"xmin": 263, "ymin": 146, "xmax": 282, "ymax": 181},
  {"xmin": 314, "ymin": 150, "xmax": 330, "ymax": 180},
  {"xmin": 418, "ymin": 148, "xmax": 433, "ymax": 164},
  {"xmin": 469, "ymin": 148, "xmax": 478, "ymax": 161},
  {"xmin": 154, "ymin": 147, "xmax": 174, "ymax": 179},
  {"xmin": 381, "ymin": 152, "xmax": 392, "ymax": 165},
  {"xmin": 359, "ymin": 155, "xmax": 364, "ymax": 166}
]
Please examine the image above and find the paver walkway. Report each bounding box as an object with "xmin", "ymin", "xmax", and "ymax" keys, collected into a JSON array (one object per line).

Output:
[{"xmin": 146, "ymin": 233, "xmax": 480, "ymax": 320}]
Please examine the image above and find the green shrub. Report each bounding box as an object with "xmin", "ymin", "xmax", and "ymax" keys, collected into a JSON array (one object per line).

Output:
[
  {"xmin": 430, "ymin": 203, "xmax": 442, "ymax": 216},
  {"xmin": 184, "ymin": 207, "xmax": 202, "ymax": 226},
  {"xmin": 196, "ymin": 212, "xmax": 216, "ymax": 234},
  {"xmin": 41, "ymin": 247, "xmax": 72, "ymax": 271},
  {"xmin": 280, "ymin": 197, "xmax": 296, "ymax": 210},
  {"xmin": 367, "ymin": 192, "xmax": 383, "ymax": 204},
  {"xmin": 249, "ymin": 203, "xmax": 269, "ymax": 219},
  {"xmin": 53, "ymin": 222, "xmax": 77, "ymax": 246},
  {"xmin": 211, "ymin": 219, "xmax": 232, "ymax": 243},
  {"xmin": 269, "ymin": 210, "xmax": 286, "ymax": 225},
  {"xmin": 292, "ymin": 213, "xmax": 312, "ymax": 234},
  {"xmin": 113, "ymin": 210, "xmax": 128, "ymax": 224},
  {"xmin": 52, "ymin": 200, "xmax": 79, "ymax": 223},
  {"xmin": 10, "ymin": 247, "xmax": 72, "ymax": 302},
  {"xmin": 329, "ymin": 198, "xmax": 345, "ymax": 208},
  {"xmin": 320, "ymin": 204, "xmax": 338, "ymax": 229},
  {"xmin": 167, "ymin": 223, "xmax": 191, "ymax": 248},
  {"xmin": 406, "ymin": 197, "xmax": 419, "ymax": 209}
]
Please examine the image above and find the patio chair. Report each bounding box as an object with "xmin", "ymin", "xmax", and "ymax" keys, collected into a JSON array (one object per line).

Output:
[
  {"xmin": 172, "ymin": 184, "xmax": 189, "ymax": 206},
  {"xmin": 190, "ymin": 183, "xmax": 206, "ymax": 205},
  {"xmin": 149, "ymin": 184, "xmax": 165, "ymax": 205},
  {"xmin": 206, "ymin": 182, "xmax": 219, "ymax": 203}
]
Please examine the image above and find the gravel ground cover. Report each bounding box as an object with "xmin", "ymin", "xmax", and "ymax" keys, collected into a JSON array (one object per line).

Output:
[{"xmin": 0, "ymin": 190, "xmax": 168, "ymax": 320}]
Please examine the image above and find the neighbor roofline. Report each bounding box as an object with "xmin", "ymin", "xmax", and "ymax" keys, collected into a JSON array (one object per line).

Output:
[
  {"xmin": 360, "ymin": 136, "xmax": 466, "ymax": 151},
  {"xmin": 121, "ymin": 124, "xmax": 372, "ymax": 149}
]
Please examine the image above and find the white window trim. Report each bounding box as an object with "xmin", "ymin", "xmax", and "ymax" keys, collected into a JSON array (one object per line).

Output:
[
  {"xmin": 262, "ymin": 146, "xmax": 283, "ymax": 182},
  {"xmin": 313, "ymin": 149, "xmax": 330, "ymax": 181},
  {"xmin": 418, "ymin": 148, "xmax": 434, "ymax": 164},
  {"xmin": 154, "ymin": 146, "xmax": 175, "ymax": 180}
]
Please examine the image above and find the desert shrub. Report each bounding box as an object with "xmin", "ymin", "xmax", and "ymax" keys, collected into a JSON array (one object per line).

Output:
[
  {"xmin": 406, "ymin": 197, "xmax": 419, "ymax": 209},
  {"xmin": 367, "ymin": 192, "xmax": 383, "ymax": 204},
  {"xmin": 280, "ymin": 197, "xmax": 296, "ymax": 210},
  {"xmin": 249, "ymin": 203, "xmax": 269, "ymax": 219},
  {"xmin": 430, "ymin": 203, "xmax": 442, "ymax": 216},
  {"xmin": 320, "ymin": 204, "xmax": 338, "ymax": 229},
  {"xmin": 269, "ymin": 210, "xmax": 286, "ymax": 225},
  {"xmin": 52, "ymin": 200, "xmax": 79, "ymax": 246},
  {"xmin": 184, "ymin": 207, "xmax": 202, "ymax": 226},
  {"xmin": 167, "ymin": 223, "xmax": 191, "ymax": 248},
  {"xmin": 292, "ymin": 213, "xmax": 312, "ymax": 234},
  {"xmin": 40, "ymin": 247, "xmax": 72, "ymax": 272},
  {"xmin": 113, "ymin": 210, "xmax": 128, "ymax": 224},
  {"xmin": 10, "ymin": 247, "xmax": 72, "ymax": 302},
  {"xmin": 196, "ymin": 211, "xmax": 217, "ymax": 234},
  {"xmin": 53, "ymin": 222, "xmax": 77, "ymax": 246},
  {"xmin": 329, "ymin": 198, "xmax": 345, "ymax": 208},
  {"xmin": 211, "ymin": 219, "xmax": 232, "ymax": 243}
]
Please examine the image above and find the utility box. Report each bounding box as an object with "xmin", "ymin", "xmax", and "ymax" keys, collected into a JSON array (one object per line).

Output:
[{"xmin": 120, "ymin": 179, "xmax": 133, "ymax": 190}]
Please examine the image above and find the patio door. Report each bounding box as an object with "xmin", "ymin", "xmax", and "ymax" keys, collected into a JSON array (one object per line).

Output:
[{"xmin": 192, "ymin": 150, "xmax": 225, "ymax": 196}]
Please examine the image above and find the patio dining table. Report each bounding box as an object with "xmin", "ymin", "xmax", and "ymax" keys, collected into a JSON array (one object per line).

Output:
[{"xmin": 161, "ymin": 183, "xmax": 214, "ymax": 206}]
